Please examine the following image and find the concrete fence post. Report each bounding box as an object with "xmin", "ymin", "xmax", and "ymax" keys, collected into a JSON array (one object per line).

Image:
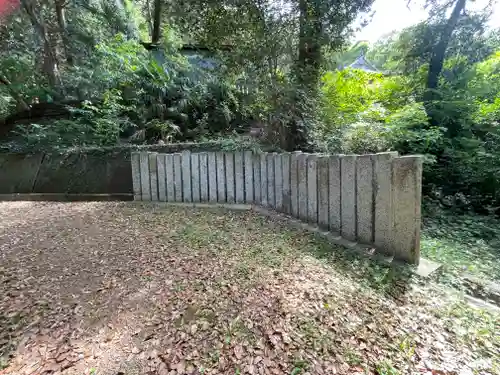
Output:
[
  {"xmin": 274, "ymin": 153, "xmax": 283, "ymax": 211},
  {"xmin": 329, "ymin": 155, "xmax": 341, "ymax": 234},
  {"xmin": 165, "ymin": 154, "xmax": 175, "ymax": 202},
  {"xmin": 356, "ymin": 155, "xmax": 374, "ymax": 244},
  {"xmin": 235, "ymin": 152, "xmax": 245, "ymax": 204},
  {"xmin": 341, "ymin": 155, "xmax": 357, "ymax": 241},
  {"xmin": 208, "ymin": 152, "xmax": 217, "ymax": 203},
  {"xmin": 290, "ymin": 152, "xmax": 301, "ymax": 217},
  {"xmin": 317, "ymin": 156, "xmax": 329, "ymax": 229},
  {"xmin": 149, "ymin": 152, "xmax": 159, "ymax": 202},
  {"xmin": 191, "ymin": 153, "xmax": 200, "ymax": 202},
  {"xmin": 216, "ymin": 152, "xmax": 226, "ymax": 203},
  {"xmin": 199, "ymin": 153, "xmax": 209, "ymax": 202},
  {"xmin": 307, "ymin": 154, "xmax": 318, "ymax": 224},
  {"xmin": 253, "ymin": 152, "xmax": 261, "ymax": 204},
  {"xmin": 157, "ymin": 154, "xmax": 167, "ymax": 202},
  {"xmin": 391, "ymin": 156, "xmax": 423, "ymax": 264},
  {"xmin": 374, "ymin": 152, "xmax": 398, "ymax": 255},
  {"xmin": 244, "ymin": 151, "xmax": 254, "ymax": 203},
  {"xmin": 173, "ymin": 153, "xmax": 183, "ymax": 202},
  {"xmin": 297, "ymin": 153, "xmax": 308, "ymax": 221},
  {"xmin": 225, "ymin": 152, "xmax": 235, "ymax": 204},
  {"xmin": 139, "ymin": 152, "xmax": 150, "ymax": 201},
  {"xmin": 281, "ymin": 153, "xmax": 291, "ymax": 215},
  {"xmin": 260, "ymin": 153, "xmax": 268, "ymax": 207},
  {"xmin": 131, "ymin": 152, "xmax": 141, "ymax": 201},
  {"xmin": 267, "ymin": 153, "xmax": 275, "ymax": 208},
  {"xmin": 181, "ymin": 151, "xmax": 192, "ymax": 202}
]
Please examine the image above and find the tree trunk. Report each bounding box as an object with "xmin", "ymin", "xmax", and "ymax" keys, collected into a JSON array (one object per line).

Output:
[
  {"xmin": 145, "ymin": 0, "xmax": 154, "ymax": 38},
  {"xmin": 55, "ymin": 0, "xmax": 73, "ymax": 65},
  {"xmin": 424, "ymin": 0, "xmax": 466, "ymax": 123},
  {"xmin": 21, "ymin": 0, "xmax": 63, "ymax": 89},
  {"xmin": 0, "ymin": 75, "xmax": 30, "ymax": 111},
  {"xmin": 284, "ymin": 0, "xmax": 322, "ymax": 151},
  {"xmin": 296, "ymin": 0, "xmax": 322, "ymax": 91},
  {"xmin": 152, "ymin": 0, "xmax": 162, "ymax": 45}
]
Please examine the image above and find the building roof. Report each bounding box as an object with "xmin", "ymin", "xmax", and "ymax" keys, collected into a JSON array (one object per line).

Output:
[{"xmin": 347, "ymin": 53, "xmax": 380, "ymax": 73}]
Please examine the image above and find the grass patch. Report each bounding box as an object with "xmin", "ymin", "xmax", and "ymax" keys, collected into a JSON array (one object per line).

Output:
[{"xmin": 421, "ymin": 208, "xmax": 500, "ymax": 285}]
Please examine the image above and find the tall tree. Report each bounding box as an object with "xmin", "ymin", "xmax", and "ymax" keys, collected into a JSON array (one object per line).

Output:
[
  {"xmin": 287, "ymin": 0, "xmax": 374, "ymax": 150},
  {"xmin": 424, "ymin": 0, "xmax": 467, "ymax": 107},
  {"xmin": 21, "ymin": 0, "xmax": 62, "ymax": 88},
  {"xmin": 152, "ymin": 0, "xmax": 161, "ymax": 44},
  {"xmin": 55, "ymin": 0, "xmax": 73, "ymax": 65}
]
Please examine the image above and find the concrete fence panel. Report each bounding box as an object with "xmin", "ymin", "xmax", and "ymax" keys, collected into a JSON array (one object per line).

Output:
[
  {"xmin": 341, "ymin": 155, "xmax": 357, "ymax": 241},
  {"xmin": 199, "ymin": 153, "xmax": 209, "ymax": 202},
  {"xmin": 391, "ymin": 156, "xmax": 423, "ymax": 263},
  {"xmin": 132, "ymin": 150, "xmax": 423, "ymax": 264},
  {"xmin": 328, "ymin": 155, "xmax": 341, "ymax": 234},
  {"xmin": 281, "ymin": 153, "xmax": 291, "ymax": 214},
  {"xmin": 235, "ymin": 152, "xmax": 245, "ymax": 204},
  {"xmin": 165, "ymin": 154, "xmax": 175, "ymax": 202},
  {"xmin": 297, "ymin": 153, "xmax": 308, "ymax": 222},
  {"xmin": 244, "ymin": 151, "xmax": 254, "ymax": 203},
  {"xmin": 208, "ymin": 152, "xmax": 217, "ymax": 203},
  {"xmin": 307, "ymin": 154, "xmax": 318, "ymax": 224},
  {"xmin": 157, "ymin": 154, "xmax": 167, "ymax": 202},
  {"xmin": 290, "ymin": 152, "xmax": 300, "ymax": 218},
  {"xmin": 173, "ymin": 154, "xmax": 182, "ymax": 202},
  {"xmin": 317, "ymin": 156, "xmax": 329, "ymax": 229}
]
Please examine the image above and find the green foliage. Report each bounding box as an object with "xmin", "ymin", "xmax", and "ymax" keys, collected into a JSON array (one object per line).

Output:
[
  {"xmin": 11, "ymin": 89, "xmax": 128, "ymax": 151},
  {"xmin": 315, "ymin": 9, "xmax": 500, "ymax": 212},
  {"xmin": 339, "ymin": 121, "xmax": 389, "ymax": 154},
  {"xmin": 385, "ymin": 103, "xmax": 444, "ymax": 157},
  {"xmin": 201, "ymin": 133, "xmax": 266, "ymax": 153},
  {"xmin": 320, "ymin": 69, "xmax": 383, "ymax": 126}
]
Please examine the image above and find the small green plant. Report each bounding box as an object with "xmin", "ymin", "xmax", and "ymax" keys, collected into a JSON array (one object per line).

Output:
[
  {"xmin": 398, "ymin": 335, "xmax": 416, "ymax": 360},
  {"xmin": 209, "ymin": 350, "xmax": 220, "ymax": 364},
  {"xmin": 0, "ymin": 357, "xmax": 8, "ymax": 370},
  {"xmin": 375, "ymin": 360, "xmax": 399, "ymax": 375},
  {"xmin": 344, "ymin": 348, "xmax": 362, "ymax": 365},
  {"xmin": 291, "ymin": 358, "xmax": 309, "ymax": 374}
]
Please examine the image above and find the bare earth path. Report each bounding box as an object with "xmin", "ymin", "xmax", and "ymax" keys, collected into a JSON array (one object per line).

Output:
[{"xmin": 0, "ymin": 202, "xmax": 498, "ymax": 375}]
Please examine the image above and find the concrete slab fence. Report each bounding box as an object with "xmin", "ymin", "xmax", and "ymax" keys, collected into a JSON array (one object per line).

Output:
[{"xmin": 131, "ymin": 151, "xmax": 423, "ymax": 264}]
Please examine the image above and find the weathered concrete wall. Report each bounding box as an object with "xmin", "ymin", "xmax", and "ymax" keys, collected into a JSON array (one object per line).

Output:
[
  {"xmin": 132, "ymin": 150, "xmax": 423, "ymax": 264},
  {"xmin": 0, "ymin": 142, "xmax": 230, "ymax": 195},
  {"xmin": 0, "ymin": 153, "xmax": 45, "ymax": 193}
]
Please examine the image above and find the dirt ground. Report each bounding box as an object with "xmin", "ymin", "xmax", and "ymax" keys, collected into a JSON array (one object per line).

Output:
[{"xmin": 0, "ymin": 202, "xmax": 498, "ymax": 375}]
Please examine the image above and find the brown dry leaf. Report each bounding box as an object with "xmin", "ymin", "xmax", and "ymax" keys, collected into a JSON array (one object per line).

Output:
[
  {"xmin": 190, "ymin": 324, "xmax": 198, "ymax": 335},
  {"xmin": 234, "ymin": 344, "xmax": 244, "ymax": 360},
  {"xmin": 176, "ymin": 360, "xmax": 186, "ymax": 373},
  {"xmin": 131, "ymin": 347, "xmax": 142, "ymax": 354}
]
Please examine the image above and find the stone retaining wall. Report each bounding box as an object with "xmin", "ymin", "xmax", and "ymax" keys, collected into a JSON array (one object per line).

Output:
[
  {"xmin": 132, "ymin": 151, "xmax": 423, "ymax": 264},
  {"xmin": 0, "ymin": 142, "xmax": 228, "ymax": 195}
]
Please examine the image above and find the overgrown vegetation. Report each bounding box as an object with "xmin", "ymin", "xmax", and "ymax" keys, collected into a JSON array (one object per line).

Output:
[
  {"xmin": 421, "ymin": 203, "xmax": 500, "ymax": 288},
  {"xmin": 317, "ymin": 16, "xmax": 500, "ymax": 213}
]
